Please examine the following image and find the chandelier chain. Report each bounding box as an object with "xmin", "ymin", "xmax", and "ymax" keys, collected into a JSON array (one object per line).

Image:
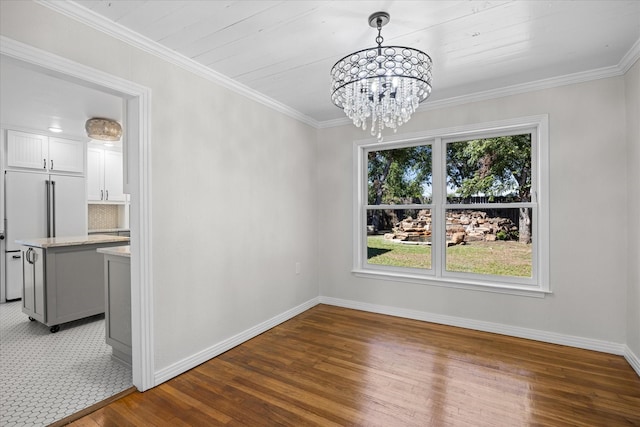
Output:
[{"xmin": 375, "ymin": 19, "xmax": 384, "ymax": 47}]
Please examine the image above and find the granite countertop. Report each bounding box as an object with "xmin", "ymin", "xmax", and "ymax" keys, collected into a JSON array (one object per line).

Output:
[
  {"xmin": 97, "ymin": 245, "xmax": 130, "ymax": 258},
  {"xmin": 16, "ymin": 234, "xmax": 130, "ymax": 249}
]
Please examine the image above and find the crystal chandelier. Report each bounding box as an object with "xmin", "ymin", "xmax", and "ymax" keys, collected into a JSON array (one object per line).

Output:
[{"xmin": 330, "ymin": 12, "xmax": 433, "ymax": 141}]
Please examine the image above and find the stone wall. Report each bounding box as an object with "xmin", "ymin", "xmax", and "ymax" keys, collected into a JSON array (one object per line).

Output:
[{"xmin": 383, "ymin": 209, "xmax": 518, "ymax": 245}]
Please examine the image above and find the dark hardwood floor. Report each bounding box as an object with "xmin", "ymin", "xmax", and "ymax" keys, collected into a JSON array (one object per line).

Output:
[{"xmin": 68, "ymin": 304, "xmax": 640, "ymax": 426}]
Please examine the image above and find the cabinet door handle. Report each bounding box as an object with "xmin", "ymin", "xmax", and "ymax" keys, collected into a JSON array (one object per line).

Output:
[
  {"xmin": 12, "ymin": 254, "xmax": 21, "ymax": 259},
  {"xmin": 106, "ymin": 190, "xmax": 109, "ymax": 200},
  {"xmin": 101, "ymin": 190, "xmax": 104, "ymax": 200},
  {"xmin": 43, "ymin": 159, "xmax": 46, "ymax": 169},
  {"xmin": 51, "ymin": 181, "xmax": 56, "ymax": 238},
  {"xmin": 46, "ymin": 180, "xmax": 51, "ymax": 238},
  {"xmin": 51, "ymin": 159, "xmax": 54, "ymax": 170}
]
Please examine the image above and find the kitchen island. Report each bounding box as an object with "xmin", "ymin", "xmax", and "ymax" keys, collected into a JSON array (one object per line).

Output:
[
  {"xmin": 97, "ymin": 245, "xmax": 131, "ymax": 365},
  {"xmin": 17, "ymin": 234, "xmax": 130, "ymax": 333}
]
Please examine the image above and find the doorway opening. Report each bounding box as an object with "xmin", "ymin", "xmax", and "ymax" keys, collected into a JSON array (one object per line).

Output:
[{"xmin": 0, "ymin": 36, "xmax": 153, "ymax": 423}]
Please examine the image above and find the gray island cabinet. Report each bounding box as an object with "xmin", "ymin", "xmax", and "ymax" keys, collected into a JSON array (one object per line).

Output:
[
  {"xmin": 18, "ymin": 234, "xmax": 130, "ymax": 333},
  {"xmin": 97, "ymin": 245, "xmax": 131, "ymax": 365}
]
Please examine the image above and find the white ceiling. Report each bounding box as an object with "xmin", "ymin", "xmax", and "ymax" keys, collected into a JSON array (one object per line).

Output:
[
  {"xmin": 71, "ymin": 0, "xmax": 640, "ymax": 123},
  {"xmin": 1, "ymin": 1, "xmax": 639, "ymax": 134},
  {"xmin": 0, "ymin": 57, "xmax": 123, "ymax": 141}
]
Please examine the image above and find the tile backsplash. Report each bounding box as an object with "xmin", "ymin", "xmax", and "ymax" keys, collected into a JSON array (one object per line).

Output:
[{"xmin": 88, "ymin": 204, "xmax": 119, "ymax": 230}]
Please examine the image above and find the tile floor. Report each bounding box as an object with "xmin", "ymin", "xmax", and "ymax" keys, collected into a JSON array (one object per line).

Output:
[{"xmin": 0, "ymin": 300, "xmax": 132, "ymax": 426}]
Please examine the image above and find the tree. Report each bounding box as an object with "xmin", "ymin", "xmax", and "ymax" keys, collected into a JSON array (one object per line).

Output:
[
  {"xmin": 368, "ymin": 146, "xmax": 431, "ymax": 231},
  {"xmin": 446, "ymin": 134, "xmax": 532, "ymax": 243}
]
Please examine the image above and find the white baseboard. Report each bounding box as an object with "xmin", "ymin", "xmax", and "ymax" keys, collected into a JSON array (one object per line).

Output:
[
  {"xmin": 154, "ymin": 297, "xmax": 320, "ymax": 385},
  {"xmin": 153, "ymin": 295, "xmax": 638, "ymax": 386},
  {"xmin": 319, "ymin": 296, "xmax": 627, "ymax": 356},
  {"xmin": 625, "ymin": 345, "xmax": 640, "ymax": 377}
]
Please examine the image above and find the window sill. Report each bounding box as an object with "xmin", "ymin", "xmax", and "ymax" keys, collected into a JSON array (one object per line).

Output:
[{"xmin": 352, "ymin": 269, "xmax": 550, "ymax": 298}]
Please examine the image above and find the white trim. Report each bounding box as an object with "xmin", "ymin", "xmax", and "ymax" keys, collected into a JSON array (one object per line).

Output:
[
  {"xmin": 319, "ymin": 297, "xmax": 626, "ymax": 356},
  {"xmin": 318, "ymin": 117, "xmax": 353, "ymax": 129},
  {"xmin": 129, "ymin": 91, "xmax": 154, "ymax": 391},
  {"xmin": 34, "ymin": 1, "xmax": 639, "ymax": 132},
  {"xmin": 352, "ymin": 269, "xmax": 548, "ymax": 298},
  {"xmin": 625, "ymin": 346, "xmax": 640, "ymax": 378},
  {"xmin": 354, "ymin": 115, "xmax": 551, "ymax": 146},
  {"xmin": 0, "ymin": 35, "xmax": 156, "ymax": 391},
  {"xmin": 35, "ymin": 0, "xmax": 320, "ymax": 129},
  {"xmin": 320, "ymin": 38, "xmax": 640, "ymax": 129},
  {"xmin": 619, "ymin": 38, "xmax": 640, "ymax": 74},
  {"xmin": 418, "ymin": 65, "xmax": 624, "ymax": 113},
  {"xmin": 154, "ymin": 297, "xmax": 321, "ymax": 385},
  {"xmin": 354, "ymin": 115, "xmax": 550, "ymax": 294}
]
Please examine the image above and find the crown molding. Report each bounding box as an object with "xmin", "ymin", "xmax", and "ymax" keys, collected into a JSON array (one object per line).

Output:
[
  {"xmin": 619, "ymin": 37, "xmax": 640, "ymax": 74},
  {"xmin": 35, "ymin": 0, "xmax": 321, "ymax": 129},
  {"xmin": 35, "ymin": 1, "xmax": 639, "ymax": 132},
  {"xmin": 317, "ymin": 117, "xmax": 352, "ymax": 129},
  {"xmin": 418, "ymin": 64, "xmax": 624, "ymax": 112},
  {"xmin": 320, "ymin": 37, "xmax": 640, "ymax": 129}
]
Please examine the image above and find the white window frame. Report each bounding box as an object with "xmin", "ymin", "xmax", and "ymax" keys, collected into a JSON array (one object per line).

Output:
[{"xmin": 352, "ymin": 115, "xmax": 550, "ymax": 297}]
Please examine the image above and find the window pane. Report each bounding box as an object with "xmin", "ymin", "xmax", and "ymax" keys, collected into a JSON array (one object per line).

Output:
[
  {"xmin": 368, "ymin": 145, "xmax": 432, "ymax": 205},
  {"xmin": 446, "ymin": 134, "xmax": 531, "ymax": 204},
  {"xmin": 445, "ymin": 208, "xmax": 532, "ymax": 277},
  {"xmin": 367, "ymin": 209, "xmax": 432, "ymax": 269}
]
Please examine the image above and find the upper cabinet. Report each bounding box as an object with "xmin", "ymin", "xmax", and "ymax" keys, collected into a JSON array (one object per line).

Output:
[
  {"xmin": 87, "ymin": 148, "xmax": 104, "ymax": 201},
  {"xmin": 104, "ymin": 150, "xmax": 125, "ymax": 202},
  {"xmin": 6, "ymin": 130, "xmax": 84, "ymax": 174},
  {"xmin": 48, "ymin": 137, "xmax": 85, "ymax": 173},
  {"xmin": 87, "ymin": 147, "xmax": 125, "ymax": 203},
  {"xmin": 7, "ymin": 131, "xmax": 48, "ymax": 170}
]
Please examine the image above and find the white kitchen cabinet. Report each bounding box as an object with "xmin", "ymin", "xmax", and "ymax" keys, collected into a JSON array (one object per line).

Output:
[
  {"xmin": 6, "ymin": 130, "xmax": 84, "ymax": 174},
  {"xmin": 7, "ymin": 130, "xmax": 48, "ymax": 170},
  {"xmin": 48, "ymin": 137, "xmax": 84, "ymax": 173},
  {"xmin": 87, "ymin": 148, "xmax": 104, "ymax": 201},
  {"xmin": 104, "ymin": 150, "xmax": 125, "ymax": 202},
  {"xmin": 87, "ymin": 147, "xmax": 125, "ymax": 202}
]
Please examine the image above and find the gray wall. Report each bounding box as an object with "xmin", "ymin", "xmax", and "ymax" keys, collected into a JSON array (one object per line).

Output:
[
  {"xmin": 1, "ymin": 0, "xmax": 638, "ymax": 382},
  {"xmin": 317, "ymin": 76, "xmax": 629, "ymax": 345},
  {"xmin": 626, "ymin": 59, "xmax": 640, "ymax": 358},
  {"xmin": 0, "ymin": 1, "xmax": 319, "ymax": 372}
]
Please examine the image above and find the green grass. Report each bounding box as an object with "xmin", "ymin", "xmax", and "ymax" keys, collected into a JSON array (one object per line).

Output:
[
  {"xmin": 367, "ymin": 236, "xmax": 532, "ymax": 277},
  {"xmin": 367, "ymin": 236, "xmax": 432, "ymax": 269}
]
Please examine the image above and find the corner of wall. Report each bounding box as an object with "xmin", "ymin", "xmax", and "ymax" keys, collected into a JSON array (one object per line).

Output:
[
  {"xmin": 625, "ymin": 345, "xmax": 640, "ymax": 378},
  {"xmin": 625, "ymin": 58, "xmax": 640, "ymax": 362}
]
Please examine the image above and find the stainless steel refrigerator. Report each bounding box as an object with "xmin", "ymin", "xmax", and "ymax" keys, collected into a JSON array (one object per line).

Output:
[{"xmin": 4, "ymin": 170, "xmax": 87, "ymax": 300}]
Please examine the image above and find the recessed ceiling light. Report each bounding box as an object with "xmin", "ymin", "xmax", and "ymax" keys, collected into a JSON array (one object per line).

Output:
[
  {"xmin": 103, "ymin": 142, "xmax": 114, "ymax": 147},
  {"xmin": 48, "ymin": 127, "xmax": 63, "ymax": 133}
]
